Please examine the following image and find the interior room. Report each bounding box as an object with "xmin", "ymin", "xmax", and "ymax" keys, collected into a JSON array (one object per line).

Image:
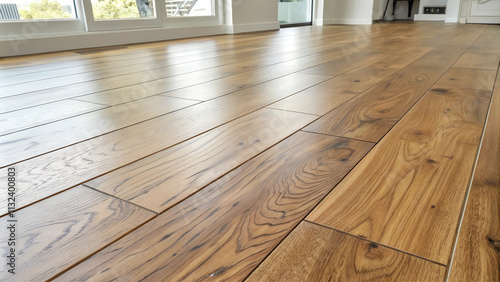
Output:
[{"xmin": 0, "ymin": 0, "xmax": 499, "ymax": 280}]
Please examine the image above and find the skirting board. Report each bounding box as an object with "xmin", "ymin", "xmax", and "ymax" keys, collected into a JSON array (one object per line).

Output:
[
  {"xmin": 225, "ymin": 22, "xmax": 280, "ymax": 34},
  {"xmin": 466, "ymin": 17, "xmax": 500, "ymax": 24},
  {"xmin": 414, "ymin": 14, "xmax": 446, "ymax": 21},
  {"xmin": 0, "ymin": 25, "xmax": 226, "ymax": 57}
]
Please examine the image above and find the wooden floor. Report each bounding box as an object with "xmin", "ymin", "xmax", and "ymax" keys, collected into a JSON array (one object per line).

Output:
[{"xmin": 0, "ymin": 22, "xmax": 499, "ymax": 281}]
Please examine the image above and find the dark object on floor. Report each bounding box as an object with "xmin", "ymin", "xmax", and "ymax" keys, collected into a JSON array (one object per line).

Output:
[{"xmin": 383, "ymin": 0, "xmax": 414, "ymax": 20}]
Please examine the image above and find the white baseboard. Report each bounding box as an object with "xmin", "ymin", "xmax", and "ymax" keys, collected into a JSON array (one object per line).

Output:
[
  {"xmin": 445, "ymin": 17, "xmax": 459, "ymax": 23},
  {"xmin": 466, "ymin": 17, "xmax": 500, "ymax": 24},
  {"xmin": 329, "ymin": 18, "xmax": 373, "ymax": 25},
  {"xmin": 226, "ymin": 22, "xmax": 280, "ymax": 34},
  {"xmin": 0, "ymin": 25, "xmax": 225, "ymax": 57},
  {"xmin": 314, "ymin": 19, "xmax": 324, "ymax": 26},
  {"xmin": 414, "ymin": 14, "xmax": 446, "ymax": 21}
]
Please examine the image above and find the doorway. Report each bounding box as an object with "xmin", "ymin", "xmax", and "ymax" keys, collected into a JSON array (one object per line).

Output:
[{"xmin": 278, "ymin": 0, "xmax": 313, "ymax": 26}]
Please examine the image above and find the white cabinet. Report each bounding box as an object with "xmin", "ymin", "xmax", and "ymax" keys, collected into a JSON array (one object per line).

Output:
[{"xmin": 467, "ymin": 0, "xmax": 500, "ymax": 23}]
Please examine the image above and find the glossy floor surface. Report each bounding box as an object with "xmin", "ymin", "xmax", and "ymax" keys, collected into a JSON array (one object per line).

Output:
[{"xmin": 0, "ymin": 22, "xmax": 498, "ymax": 281}]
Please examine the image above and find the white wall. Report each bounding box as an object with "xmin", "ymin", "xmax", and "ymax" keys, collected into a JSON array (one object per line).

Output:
[
  {"xmin": 225, "ymin": 0, "xmax": 279, "ymax": 33},
  {"xmin": 446, "ymin": 0, "xmax": 461, "ymax": 22},
  {"xmin": 315, "ymin": 0, "xmax": 373, "ymax": 25}
]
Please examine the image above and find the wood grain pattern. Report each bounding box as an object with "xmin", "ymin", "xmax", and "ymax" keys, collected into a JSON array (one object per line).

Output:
[
  {"xmin": 0, "ymin": 44, "xmax": 264, "ymax": 87},
  {"xmin": 0, "ymin": 23, "xmax": 495, "ymax": 280},
  {"xmin": 268, "ymin": 47, "xmax": 432, "ymax": 116},
  {"xmin": 0, "ymin": 74, "xmax": 328, "ymax": 211},
  {"xmin": 0, "ymin": 41, "xmax": 307, "ymax": 111},
  {"xmin": 0, "ymin": 185, "xmax": 155, "ymax": 281},
  {"xmin": 0, "ymin": 29, "xmax": 342, "ymax": 75},
  {"xmin": 298, "ymin": 48, "xmax": 386, "ymax": 76},
  {"xmin": 0, "ymin": 99, "xmax": 107, "ymax": 136},
  {"xmin": 56, "ymin": 132, "xmax": 374, "ymax": 281},
  {"xmin": 248, "ymin": 221, "xmax": 446, "ymax": 281},
  {"xmin": 0, "ymin": 96, "xmax": 198, "ymax": 166},
  {"xmin": 306, "ymin": 86, "xmax": 491, "ymax": 264},
  {"xmin": 80, "ymin": 40, "xmax": 379, "ymax": 105},
  {"xmin": 467, "ymin": 25, "xmax": 500, "ymax": 55},
  {"xmin": 437, "ymin": 67, "xmax": 496, "ymax": 91},
  {"xmin": 86, "ymin": 108, "xmax": 317, "ymax": 212},
  {"xmin": 0, "ymin": 29, "xmax": 359, "ymax": 106},
  {"xmin": 303, "ymin": 36, "xmax": 482, "ymax": 143},
  {"xmin": 448, "ymin": 72, "xmax": 500, "ymax": 281},
  {"xmin": 3, "ymin": 40, "xmax": 338, "ymax": 111},
  {"xmin": 159, "ymin": 35, "xmax": 400, "ymax": 102},
  {"xmin": 74, "ymin": 43, "xmax": 344, "ymax": 106},
  {"xmin": 0, "ymin": 28, "xmax": 367, "ymax": 86},
  {"xmin": 0, "ymin": 32, "xmax": 283, "ymax": 85}
]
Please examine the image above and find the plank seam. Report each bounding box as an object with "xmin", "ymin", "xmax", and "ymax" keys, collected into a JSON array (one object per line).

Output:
[
  {"xmin": 0, "ymin": 35, "xmax": 362, "ymax": 100},
  {"xmin": 244, "ymin": 133, "xmax": 378, "ymax": 279},
  {"xmin": 263, "ymin": 107, "xmax": 321, "ymax": 117},
  {"xmin": 0, "ymin": 98, "xmax": 199, "ymax": 168},
  {"xmin": 0, "ymin": 103, "xmax": 110, "ymax": 138},
  {"xmin": 304, "ymin": 220, "xmax": 448, "ymax": 267},
  {"xmin": 300, "ymin": 129, "xmax": 377, "ymax": 144},
  {"xmin": 444, "ymin": 57, "xmax": 500, "ymax": 282},
  {"xmin": 47, "ymin": 212, "xmax": 160, "ymax": 281},
  {"xmin": 82, "ymin": 184, "xmax": 160, "ymax": 215}
]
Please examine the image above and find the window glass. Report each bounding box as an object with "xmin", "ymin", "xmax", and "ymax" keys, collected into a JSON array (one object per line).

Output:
[
  {"xmin": 0, "ymin": 0, "xmax": 77, "ymax": 20},
  {"xmin": 166, "ymin": 0, "xmax": 212, "ymax": 17},
  {"xmin": 90, "ymin": 0, "xmax": 155, "ymax": 19}
]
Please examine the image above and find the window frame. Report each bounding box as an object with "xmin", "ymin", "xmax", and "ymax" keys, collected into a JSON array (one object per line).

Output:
[{"xmin": 0, "ymin": 0, "xmax": 85, "ymax": 39}]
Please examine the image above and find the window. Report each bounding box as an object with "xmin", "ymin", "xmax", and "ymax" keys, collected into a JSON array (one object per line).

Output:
[
  {"xmin": 82, "ymin": 0, "xmax": 161, "ymax": 31},
  {"xmin": 0, "ymin": 0, "xmax": 218, "ymax": 43},
  {"xmin": 166, "ymin": 0, "xmax": 212, "ymax": 17},
  {"xmin": 0, "ymin": 0, "xmax": 77, "ymax": 20},
  {"xmin": 90, "ymin": 0, "xmax": 154, "ymax": 20}
]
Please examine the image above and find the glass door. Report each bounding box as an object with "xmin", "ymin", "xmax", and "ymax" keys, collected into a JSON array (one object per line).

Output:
[{"xmin": 278, "ymin": 0, "xmax": 312, "ymax": 26}]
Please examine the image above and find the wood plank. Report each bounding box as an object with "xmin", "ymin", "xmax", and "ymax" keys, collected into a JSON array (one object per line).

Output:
[
  {"xmin": 0, "ymin": 74, "xmax": 329, "ymax": 211},
  {"xmin": 303, "ymin": 39, "xmax": 481, "ymax": 143},
  {"xmin": 0, "ymin": 42, "xmax": 263, "ymax": 81},
  {"xmin": 298, "ymin": 48, "xmax": 386, "ymax": 76},
  {"xmin": 0, "ymin": 63, "xmax": 235, "ymax": 100},
  {"xmin": 0, "ymin": 38, "xmax": 350, "ymax": 112},
  {"xmin": 0, "ymin": 185, "xmax": 155, "ymax": 281},
  {"xmin": 467, "ymin": 25, "xmax": 500, "ymax": 55},
  {"xmin": 161, "ymin": 41, "xmax": 393, "ymax": 103},
  {"xmin": 247, "ymin": 221, "xmax": 446, "ymax": 281},
  {"xmin": 0, "ymin": 96, "xmax": 198, "ymax": 166},
  {"xmin": 0, "ymin": 31, "xmax": 274, "ymax": 75},
  {"xmin": 306, "ymin": 86, "xmax": 491, "ymax": 264},
  {"xmin": 0, "ymin": 99, "xmax": 107, "ymax": 136},
  {"xmin": 268, "ymin": 47, "xmax": 432, "ymax": 116},
  {"xmin": 76, "ymin": 36, "xmax": 392, "ymax": 106},
  {"xmin": 0, "ymin": 28, "xmax": 363, "ymax": 84},
  {"xmin": 436, "ymin": 67, "xmax": 496, "ymax": 91},
  {"xmin": 0, "ymin": 29, "xmax": 367, "ymax": 99},
  {"xmin": 454, "ymin": 52, "xmax": 500, "ymax": 71},
  {"xmin": 86, "ymin": 108, "xmax": 317, "ymax": 212},
  {"xmin": 0, "ymin": 31, "xmax": 339, "ymax": 90},
  {"xmin": 73, "ymin": 43, "xmax": 348, "ymax": 106},
  {"xmin": 448, "ymin": 72, "xmax": 500, "ymax": 281},
  {"xmin": 55, "ymin": 132, "xmax": 374, "ymax": 281},
  {"xmin": 0, "ymin": 24, "xmax": 443, "ymax": 111}
]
